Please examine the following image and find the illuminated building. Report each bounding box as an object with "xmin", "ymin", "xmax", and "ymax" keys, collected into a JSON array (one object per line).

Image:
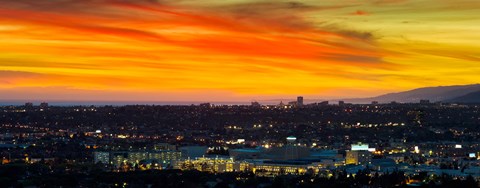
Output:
[
  {"xmin": 351, "ymin": 143, "xmax": 369, "ymax": 151},
  {"xmin": 469, "ymin": 153, "xmax": 476, "ymax": 158},
  {"xmin": 128, "ymin": 152, "xmax": 149, "ymax": 165},
  {"xmin": 179, "ymin": 146, "xmax": 208, "ymax": 158},
  {"xmin": 154, "ymin": 143, "xmax": 177, "ymax": 151},
  {"xmin": 174, "ymin": 157, "xmax": 317, "ymax": 177},
  {"xmin": 252, "ymin": 161, "xmax": 309, "ymax": 177},
  {"xmin": 312, "ymin": 159, "xmax": 345, "ymax": 168},
  {"xmin": 94, "ymin": 151, "xmax": 110, "ymax": 164},
  {"xmin": 94, "ymin": 150, "xmax": 181, "ymax": 168},
  {"xmin": 230, "ymin": 148, "xmax": 263, "ymax": 160},
  {"xmin": 285, "ymin": 136, "xmax": 299, "ymax": 160},
  {"xmin": 173, "ymin": 157, "xmax": 249, "ymax": 173},
  {"xmin": 111, "ymin": 152, "xmax": 127, "ymax": 168},
  {"xmin": 346, "ymin": 150, "xmax": 372, "ymax": 165}
]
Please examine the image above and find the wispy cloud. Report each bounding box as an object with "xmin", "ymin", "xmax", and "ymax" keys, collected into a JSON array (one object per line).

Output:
[
  {"xmin": 0, "ymin": 0, "xmax": 388, "ymax": 64},
  {"xmin": 0, "ymin": 0, "xmax": 478, "ymax": 100}
]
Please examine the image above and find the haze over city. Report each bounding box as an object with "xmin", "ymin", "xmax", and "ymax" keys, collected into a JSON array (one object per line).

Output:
[{"xmin": 1, "ymin": 0, "xmax": 479, "ymax": 102}]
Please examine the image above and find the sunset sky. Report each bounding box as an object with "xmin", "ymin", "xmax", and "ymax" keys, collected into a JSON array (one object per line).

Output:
[{"xmin": 0, "ymin": 0, "xmax": 479, "ymax": 102}]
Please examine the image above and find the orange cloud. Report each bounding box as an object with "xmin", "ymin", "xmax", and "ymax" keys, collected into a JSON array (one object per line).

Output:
[
  {"xmin": 352, "ymin": 10, "xmax": 369, "ymax": 15},
  {"xmin": 3, "ymin": 0, "xmax": 475, "ymax": 101}
]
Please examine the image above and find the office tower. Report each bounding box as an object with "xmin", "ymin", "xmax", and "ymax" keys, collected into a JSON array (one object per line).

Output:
[{"xmin": 297, "ymin": 96, "xmax": 303, "ymax": 107}]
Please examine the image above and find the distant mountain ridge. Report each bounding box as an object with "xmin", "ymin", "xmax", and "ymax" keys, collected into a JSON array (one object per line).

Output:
[
  {"xmin": 344, "ymin": 84, "xmax": 480, "ymax": 104},
  {"xmin": 446, "ymin": 90, "xmax": 480, "ymax": 103}
]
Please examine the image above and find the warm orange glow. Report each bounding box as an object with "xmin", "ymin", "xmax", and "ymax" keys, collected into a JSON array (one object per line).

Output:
[{"xmin": 0, "ymin": 1, "xmax": 479, "ymax": 102}]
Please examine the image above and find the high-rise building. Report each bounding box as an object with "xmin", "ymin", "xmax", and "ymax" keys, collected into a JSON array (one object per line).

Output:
[
  {"xmin": 285, "ymin": 136, "xmax": 299, "ymax": 160},
  {"xmin": 24, "ymin": 102, "xmax": 34, "ymax": 108},
  {"xmin": 297, "ymin": 96, "xmax": 303, "ymax": 107}
]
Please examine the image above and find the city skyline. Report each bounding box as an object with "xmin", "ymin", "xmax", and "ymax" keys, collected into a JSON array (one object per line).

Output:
[{"xmin": 1, "ymin": 0, "xmax": 479, "ymax": 101}]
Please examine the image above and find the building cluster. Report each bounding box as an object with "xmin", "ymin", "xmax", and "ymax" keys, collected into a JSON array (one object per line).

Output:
[
  {"xmin": 88, "ymin": 137, "xmax": 480, "ymax": 180},
  {"xmin": 1, "ymin": 100, "xmax": 480, "ymax": 186},
  {"xmin": 93, "ymin": 149, "xmax": 181, "ymax": 170}
]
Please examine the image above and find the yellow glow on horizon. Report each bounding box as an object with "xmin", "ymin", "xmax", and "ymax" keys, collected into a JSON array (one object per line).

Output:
[{"xmin": 0, "ymin": 0, "xmax": 479, "ymax": 101}]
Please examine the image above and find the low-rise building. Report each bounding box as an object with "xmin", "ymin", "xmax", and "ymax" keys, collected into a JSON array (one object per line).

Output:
[
  {"xmin": 346, "ymin": 150, "xmax": 373, "ymax": 165},
  {"xmin": 94, "ymin": 150, "xmax": 181, "ymax": 168}
]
